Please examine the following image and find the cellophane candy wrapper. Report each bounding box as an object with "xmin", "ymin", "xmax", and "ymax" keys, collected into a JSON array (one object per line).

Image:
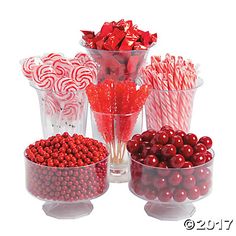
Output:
[
  {"xmin": 81, "ymin": 19, "xmax": 157, "ymax": 82},
  {"xmin": 21, "ymin": 53, "xmax": 98, "ymax": 137}
]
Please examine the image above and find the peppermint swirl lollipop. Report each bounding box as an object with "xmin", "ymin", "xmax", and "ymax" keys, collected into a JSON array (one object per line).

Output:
[
  {"xmin": 62, "ymin": 100, "xmax": 79, "ymax": 120},
  {"xmin": 52, "ymin": 58, "xmax": 73, "ymax": 78},
  {"xmin": 70, "ymin": 66, "xmax": 95, "ymax": 90},
  {"xmin": 32, "ymin": 64, "xmax": 57, "ymax": 90},
  {"xmin": 22, "ymin": 57, "xmax": 42, "ymax": 79},
  {"xmin": 42, "ymin": 53, "xmax": 63, "ymax": 64},
  {"xmin": 53, "ymin": 77, "xmax": 78, "ymax": 101},
  {"xmin": 44, "ymin": 92, "xmax": 60, "ymax": 116}
]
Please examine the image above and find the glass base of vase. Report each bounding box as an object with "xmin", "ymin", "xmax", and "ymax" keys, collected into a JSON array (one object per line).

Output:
[
  {"xmin": 42, "ymin": 201, "xmax": 93, "ymax": 219},
  {"xmin": 109, "ymin": 165, "xmax": 129, "ymax": 183},
  {"xmin": 144, "ymin": 202, "xmax": 196, "ymax": 221}
]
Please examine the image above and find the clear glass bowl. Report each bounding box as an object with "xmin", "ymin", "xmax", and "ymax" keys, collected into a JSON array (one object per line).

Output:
[
  {"xmin": 25, "ymin": 155, "xmax": 109, "ymax": 219},
  {"xmin": 129, "ymin": 149, "xmax": 214, "ymax": 221},
  {"xmin": 91, "ymin": 110, "xmax": 143, "ymax": 183},
  {"xmin": 31, "ymin": 83, "xmax": 88, "ymax": 138},
  {"xmin": 81, "ymin": 41, "xmax": 153, "ymax": 83},
  {"xmin": 144, "ymin": 79, "xmax": 203, "ymax": 132}
]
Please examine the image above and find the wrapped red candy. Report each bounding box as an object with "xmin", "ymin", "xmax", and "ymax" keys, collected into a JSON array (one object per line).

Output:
[
  {"xmin": 81, "ymin": 19, "xmax": 157, "ymax": 51},
  {"xmin": 81, "ymin": 19, "xmax": 157, "ymax": 82}
]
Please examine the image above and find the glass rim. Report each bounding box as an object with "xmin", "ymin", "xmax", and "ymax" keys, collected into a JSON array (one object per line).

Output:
[
  {"xmin": 130, "ymin": 148, "xmax": 214, "ymax": 170},
  {"xmin": 90, "ymin": 108, "xmax": 142, "ymax": 116},
  {"xmin": 24, "ymin": 151, "xmax": 109, "ymax": 169},
  {"xmin": 80, "ymin": 40, "xmax": 156, "ymax": 53},
  {"xmin": 138, "ymin": 78, "xmax": 203, "ymax": 92},
  {"xmin": 29, "ymin": 82, "xmax": 86, "ymax": 94}
]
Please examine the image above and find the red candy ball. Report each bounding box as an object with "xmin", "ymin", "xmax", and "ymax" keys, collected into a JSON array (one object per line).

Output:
[
  {"xmin": 169, "ymin": 135, "xmax": 184, "ymax": 148},
  {"xmin": 152, "ymin": 131, "xmax": 169, "ymax": 145},
  {"xmin": 169, "ymin": 154, "xmax": 185, "ymax": 168},
  {"xmin": 141, "ymin": 130, "xmax": 156, "ymax": 142},
  {"xmin": 144, "ymin": 155, "xmax": 159, "ymax": 167},
  {"xmin": 179, "ymin": 145, "xmax": 193, "ymax": 159},
  {"xmin": 173, "ymin": 188, "xmax": 187, "ymax": 202},
  {"xmin": 182, "ymin": 175, "xmax": 196, "ymax": 189},
  {"xmin": 127, "ymin": 140, "xmax": 141, "ymax": 154},
  {"xmin": 184, "ymin": 133, "xmax": 198, "ymax": 146},
  {"xmin": 193, "ymin": 143, "xmax": 207, "ymax": 153},
  {"xmin": 191, "ymin": 152, "xmax": 206, "ymax": 166},
  {"xmin": 168, "ymin": 171, "xmax": 182, "ymax": 186},
  {"xmin": 187, "ymin": 186, "xmax": 200, "ymax": 200},
  {"xmin": 158, "ymin": 188, "xmax": 173, "ymax": 202},
  {"xmin": 198, "ymin": 136, "xmax": 213, "ymax": 149},
  {"xmin": 161, "ymin": 144, "xmax": 176, "ymax": 158}
]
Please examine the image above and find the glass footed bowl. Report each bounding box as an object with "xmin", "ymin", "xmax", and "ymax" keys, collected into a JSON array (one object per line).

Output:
[
  {"xmin": 129, "ymin": 150, "xmax": 214, "ymax": 221},
  {"xmin": 25, "ymin": 155, "xmax": 109, "ymax": 219}
]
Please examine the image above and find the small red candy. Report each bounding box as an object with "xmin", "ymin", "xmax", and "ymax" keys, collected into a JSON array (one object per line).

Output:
[
  {"xmin": 182, "ymin": 175, "xmax": 196, "ymax": 189},
  {"xmin": 191, "ymin": 152, "xmax": 206, "ymax": 166},
  {"xmin": 169, "ymin": 135, "xmax": 184, "ymax": 148},
  {"xmin": 198, "ymin": 136, "xmax": 213, "ymax": 149},
  {"xmin": 193, "ymin": 143, "xmax": 207, "ymax": 153},
  {"xmin": 161, "ymin": 144, "xmax": 176, "ymax": 158},
  {"xmin": 169, "ymin": 154, "xmax": 185, "ymax": 168},
  {"xmin": 187, "ymin": 186, "xmax": 200, "ymax": 200},
  {"xmin": 168, "ymin": 171, "xmax": 182, "ymax": 186},
  {"xmin": 144, "ymin": 155, "xmax": 159, "ymax": 167},
  {"xmin": 173, "ymin": 188, "xmax": 187, "ymax": 202},
  {"xmin": 184, "ymin": 133, "xmax": 198, "ymax": 146},
  {"xmin": 179, "ymin": 145, "xmax": 193, "ymax": 159},
  {"xmin": 158, "ymin": 188, "xmax": 173, "ymax": 202}
]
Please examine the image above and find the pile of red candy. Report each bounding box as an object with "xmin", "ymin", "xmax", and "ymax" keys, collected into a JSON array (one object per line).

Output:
[
  {"xmin": 82, "ymin": 19, "xmax": 157, "ymax": 82},
  {"xmin": 82, "ymin": 19, "xmax": 157, "ymax": 51},
  {"xmin": 25, "ymin": 133, "xmax": 108, "ymax": 201},
  {"xmin": 128, "ymin": 126, "xmax": 213, "ymax": 202}
]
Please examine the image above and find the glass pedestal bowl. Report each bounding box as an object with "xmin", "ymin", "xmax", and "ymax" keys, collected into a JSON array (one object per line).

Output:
[
  {"xmin": 129, "ymin": 150, "xmax": 214, "ymax": 221},
  {"xmin": 25, "ymin": 155, "xmax": 108, "ymax": 219}
]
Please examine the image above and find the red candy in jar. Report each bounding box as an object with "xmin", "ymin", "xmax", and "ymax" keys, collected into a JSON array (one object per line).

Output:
[{"xmin": 25, "ymin": 133, "xmax": 109, "ymax": 202}]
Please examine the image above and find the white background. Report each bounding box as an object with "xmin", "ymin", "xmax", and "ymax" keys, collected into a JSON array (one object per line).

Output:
[{"xmin": 0, "ymin": 0, "xmax": 235, "ymax": 235}]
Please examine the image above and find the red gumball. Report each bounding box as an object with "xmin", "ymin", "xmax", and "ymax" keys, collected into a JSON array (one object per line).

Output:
[
  {"xmin": 169, "ymin": 154, "xmax": 185, "ymax": 168},
  {"xmin": 182, "ymin": 175, "xmax": 196, "ymax": 189},
  {"xmin": 187, "ymin": 186, "xmax": 200, "ymax": 200},
  {"xmin": 158, "ymin": 188, "xmax": 173, "ymax": 202},
  {"xmin": 175, "ymin": 130, "xmax": 186, "ymax": 139},
  {"xmin": 127, "ymin": 140, "xmax": 141, "ymax": 154},
  {"xmin": 144, "ymin": 155, "xmax": 159, "ymax": 167},
  {"xmin": 191, "ymin": 152, "xmax": 206, "ymax": 166},
  {"xmin": 161, "ymin": 144, "xmax": 176, "ymax": 158},
  {"xmin": 144, "ymin": 188, "xmax": 157, "ymax": 200},
  {"xmin": 193, "ymin": 143, "xmax": 207, "ymax": 153},
  {"xmin": 198, "ymin": 181, "xmax": 211, "ymax": 195},
  {"xmin": 132, "ymin": 134, "xmax": 142, "ymax": 143},
  {"xmin": 141, "ymin": 130, "xmax": 156, "ymax": 142},
  {"xmin": 184, "ymin": 133, "xmax": 198, "ymax": 146},
  {"xmin": 198, "ymin": 136, "xmax": 213, "ymax": 149},
  {"xmin": 152, "ymin": 176, "xmax": 167, "ymax": 189},
  {"xmin": 179, "ymin": 145, "xmax": 193, "ymax": 159},
  {"xmin": 169, "ymin": 135, "xmax": 184, "ymax": 148},
  {"xmin": 151, "ymin": 131, "xmax": 169, "ymax": 145},
  {"xmin": 205, "ymin": 151, "xmax": 213, "ymax": 162},
  {"xmin": 173, "ymin": 188, "xmax": 187, "ymax": 202},
  {"xmin": 141, "ymin": 173, "xmax": 152, "ymax": 186},
  {"xmin": 168, "ymin": 171, "xmax": 182, "ymax": 186}
]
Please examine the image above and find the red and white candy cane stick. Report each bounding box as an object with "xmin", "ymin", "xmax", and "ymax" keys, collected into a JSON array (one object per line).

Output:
[
  {"xmin": 32, "ymin": 64, "xmax": 57, "ymax": 90},
  {"xmin": 22, "ymin": 57, "xmax": 42, "ymax": 79},
  {"xmin": 53, "ymin": 77, "xmax": 78, "ymax": 102},
  {"xmin": 70, "ymin": 66, "xmax": 95, "ymax": 90}
]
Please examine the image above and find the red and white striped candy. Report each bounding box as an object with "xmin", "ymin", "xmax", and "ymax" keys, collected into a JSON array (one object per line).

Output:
[
  {"xmin": 22, "ymin": 57, "xmax": 42, "ymax": 79},
  {"xmin": 32, "ymin": 64, "xmax": 57, "ymax": 90},
  {"xmin": 42, "ymin": 53, "xmax": 63, "ymax": 64},
  {"xmin": 53, "ymin": 77, "xmax": 78, "ymax": 101},
  {"xmin": 52, "ymin": 58, "xmax": 73, "ymax": 78},
  {"xmin": 62, "ymin": 100, "xmax": 79, "ymax": 120},
  {"xmin": 74, "ymin": 53, "xmax": 98, "ymax": 77},
  {"xmin": 44, "ymin": 92, "xmax": 60, "ymax": 116},
  {"xmin": 70, "ymin": 66, "xmax": 95, "ymax": 90}
]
